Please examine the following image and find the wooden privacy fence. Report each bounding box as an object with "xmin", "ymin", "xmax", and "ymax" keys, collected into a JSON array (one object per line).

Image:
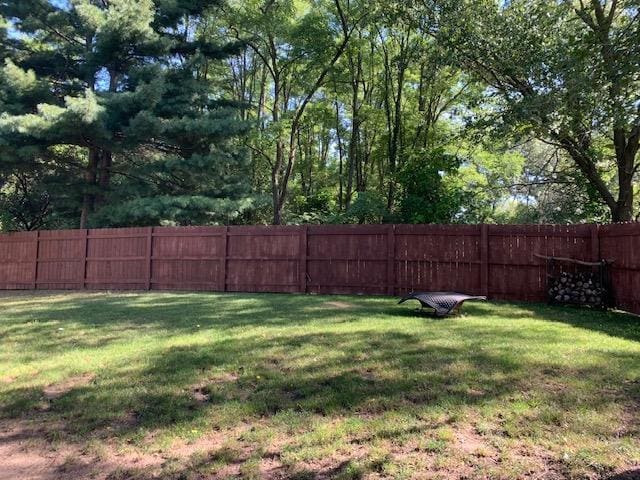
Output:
[
  {"xmin": 0, "ymin": 223, "xmax": 638, "ymax": 314},
  {"xmin": 600, "ymin": 223, "xmax": 640, "ymax": 315}
]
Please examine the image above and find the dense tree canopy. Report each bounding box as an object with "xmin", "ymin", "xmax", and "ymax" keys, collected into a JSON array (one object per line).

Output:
[
  {"xmin": 0, "ymin": 0, "xmax": 637, "ymax": 230},
  {"xmin": 0, "ymin": 0, "xmax": 253, "ymax": 229},
  {"xmin": 414, "ymin": 0, "xmax": 640, "ymax": 222}
]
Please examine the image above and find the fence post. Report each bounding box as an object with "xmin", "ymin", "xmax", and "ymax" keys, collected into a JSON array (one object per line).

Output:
[
  {"xmin": 82, "ymin": 229, "xmax": 89, "ymax": 290},
  {"xmin": 145, "ymin": 226, "xmax": 153, "ymax": 290},
  {"xmin": 31, "ymin": 230, "xmax": 39, "ymax": 290},
  {"xmin": 591, "ymin": 223, "xmax": 600, "ymax": 262},
  {"xmin": 480, "ymin": 224, "xmax": 489, "ymax": 297},
  {"xmin": 222, "ymin": 226, "xmax": 228, "ymax": 292},
  {"xmin": 387, "ymin": 225, "xmax": 395, "ymax": 296},
  {"xmin": 299, "ymin": 225, "xmax": 308, "ymax": 293}
]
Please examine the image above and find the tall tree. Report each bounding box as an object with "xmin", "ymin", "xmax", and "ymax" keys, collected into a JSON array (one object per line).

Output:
[
  {"xmin": 227, "ymin": 0, "xmax": 365, "ymax": 224},
  {"xmin": 415, "ymin": 0, "xmax": 640, "ymax": 221},
  {"xmin": 0, "ymin": 0, "xmax": 252, "ymax": 228}
]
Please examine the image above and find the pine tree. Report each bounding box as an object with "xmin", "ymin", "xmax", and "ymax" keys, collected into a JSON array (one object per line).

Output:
[{"xmin": 0, "ymin": 0, "xmax": 253, "ymax": 229}]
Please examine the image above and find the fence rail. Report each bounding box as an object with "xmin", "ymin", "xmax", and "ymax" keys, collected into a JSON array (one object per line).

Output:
[{"xmin": 0, "ymin": 223, "xmax": 638, "ymax": 314}]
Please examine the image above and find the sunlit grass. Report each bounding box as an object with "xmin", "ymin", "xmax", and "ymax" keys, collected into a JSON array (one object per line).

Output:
[{"xmin": 0, "ymin": 292, "xmax": 638, "ymax": 479}]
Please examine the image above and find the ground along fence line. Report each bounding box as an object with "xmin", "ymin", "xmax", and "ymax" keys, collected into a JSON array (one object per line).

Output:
[{"xmin": 0, "ymin": 223, "xmax": 638, "ymax": 314}]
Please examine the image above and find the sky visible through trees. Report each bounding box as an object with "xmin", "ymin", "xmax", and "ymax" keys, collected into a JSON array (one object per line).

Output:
[{"xmin": 0, "ymin": 0, "xmax": 638, "ymax": 230}]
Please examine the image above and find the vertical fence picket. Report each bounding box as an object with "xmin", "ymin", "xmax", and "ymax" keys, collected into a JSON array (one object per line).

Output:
[
  {"xmin": 480, "ymin": 224, "xmax": 489, "ymax": 297},
  {"xmin": 82, "ymin": 229, "xmax": 89, "ymax": 290},
  {"xmin": 222, "ymin": 226, "xmax": 228, "ymax": 292},
  {"xmin": 32, "ymin": 231, "xmax": 39, "ymax": 290},
  {"xmin": 387, "ymin": 225, "xmax": 395, "ymax": 296},
  {"xmin": 145, "ymin": 227, "xmax": 153, "ymax": 290},
  {"xmin": 591, "ymin": 224, "xmax": 600, "ymax": 262},
  {"xmin": 299, "ymin": 226, "xmax": 308, "ymax": 293}
]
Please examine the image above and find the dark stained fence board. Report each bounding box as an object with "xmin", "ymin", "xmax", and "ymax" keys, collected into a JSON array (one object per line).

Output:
[
  {"xmin": 310, "ymin": 225, "xmax": 395, "ymax": 235},
  {"xmin": 300, "ymin": 226, "xmax": 308, "ymax": 293},
  {"xmin": 480, "ymin": 225, "xmax": 489, "ymax": 296},
  {"xmin": 599, "ymin": 222, "xmax": 640, "ymax": 237},
  {"xmin": 387, "ymin": 226, "xmax": 395, "ymax": 295},
  {"xmin": 486, "ymin": 224, "xmax": 597, "ymax": 303},
  {"xmin": 36, "ymin": 229, "xmax": 85, "ymax": 289},
  {"xmin": 600, "ymin": 222, "xmax": 640, "ymax": 315},
  {"xmin": 0, "ymin": 223, "xmax": 638, "ymax": 314},
  {"xmin": 395, "ymin": 224, "xmax": 480, "ymax": 236},
  {"xmin": 152, "ymin": 259, "xmax": 222, "ymax": 289},
  {"xmin": 394, "ymin": 225, "xmax": 482, "ymax": 296},
  {"xmin": 0, "ymin": 231, "xmax": 38, "ymax": 289},
  {"xmin": 226, "ymin": 226, "xmax": 301, "ymax": 294},
  {"xmin": 150, "ymin": 226, "xmax": 226, "ymax": 291},
  {"xmin": 83, "ymin": 228, "xmax": 148, "ymax": 290},
  {"xmin": 307, "ymin": 225, "xmax": 388, "ymax": 295}
]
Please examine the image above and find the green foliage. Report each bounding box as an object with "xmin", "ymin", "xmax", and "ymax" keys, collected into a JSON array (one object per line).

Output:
[
  {"xmin": 340, "ymin": 191, "xmax": 391, "ymax": 224},
  {"xmin": 94, "ymin": 146, "xmax": 257, "ymax": 227},
  {"xmin": 397, "ymin": 148, "xmax": 464, "ymax": 224},
  {"xmin": 289, "ymin": 189, "xmax": 335, "ymax": 221},
  {"xmin": 0, "ymin": 0, "xmax": 253, "ymax": 229},
  {"xmin": 0, "ymin": 172, "xmax": 50, "ymax": 231},
  {"xmin": 2, "ymin": 0, "xmax": 637, "ymax": 229},
  {"xmin": 414, "ymin": 0, "xmax": 640, "ymax": 221}
]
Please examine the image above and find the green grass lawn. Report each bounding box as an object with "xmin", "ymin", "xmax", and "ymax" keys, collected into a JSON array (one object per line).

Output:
[{"xmin": 0, "ymin": 292, "xmax": 639, "ymax": 480}]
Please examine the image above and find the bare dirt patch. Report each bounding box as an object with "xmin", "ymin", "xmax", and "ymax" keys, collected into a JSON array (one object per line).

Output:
[
  {"xmin": 1, "ymin": 416, "xmax": 630, "ymax": 480},
  {"xmin": 0, "ymin": 420, "xmax": 91, "ymax": 480},
  {"xmin": 110, "ymin": 411, "xmax": 140, "ymax": 431},
  {"xmin": 323, "ymin": 301, "xmax": 354, "ymax": 309},
  {"xmin": 260, "ymin": 455, "xmax": 288, "ymax": 479},
  {"xmin": 42, "ymin": 373, "xmax": 96, "ymax": 401},
  {"xmin": 190, "ymin": 373, "xmax": 239, "ymax": 404},
  {"xmin": 0, "ymin": 419, "xmax": 182, "ymax": 480},
  {"xmin": 192, "ymin": 386, "xmax": 211, "ymax": 404},
  {"xmin": 455, "ymin": 424, "xmax": 496, "ymax": 458},
  {"xmin": 210, "ymin": 371, "xmax": 240, "ymax": 384}
]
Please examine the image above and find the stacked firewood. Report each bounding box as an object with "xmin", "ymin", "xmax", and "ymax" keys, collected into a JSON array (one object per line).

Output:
[{"xmin": 548, "ymin": 271, "xmax": 606, "ymax": 307}]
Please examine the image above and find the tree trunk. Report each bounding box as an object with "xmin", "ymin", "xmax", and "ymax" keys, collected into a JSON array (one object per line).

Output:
[
  {"xmin": 257, "ymin": 64, "xmax": 267, "ymax": 127},
  {"xmin": 387, "ymin": 51, "xmax": 407, "ymax": 211},
  {"xmin": 557, "ymin": 119, "xmax": 638, "ymax": 223},
  {"xmin": 572, "ymin": 3, "xmax": 637, "ymax": 222},
  {"xmin": 272, "ymin": 199, "xmax": 283, "ymax": 225},
  {"xmin": 80, "ymin": 147, "xmax": 99, "ymax": 229},
  {"xmin": 611, "ymin": 158, "xmax": 635, "ymax": 222},
  {"xmin": 610, "ymin": 126, "xmax": 639, "ymax": 222},
  {"xmin": 347, "ymin": 117, "xmax": 359, "ymax": 208},
  {"xmin": 346, "ymin": 52, "xmax": 361, "ymax": 210},
  {"xmin": 96, "ymin": 150, "xmax": 112, "ymax": 206},
  {"xmin": 270, "ymin": 59, "xmax": 284, "ymax": 225},
  {"xmin": 267, "ymin": 0, "xmax": 356, "ymax": 223},
  {"xmin": 95, "ymin": 70, "xmax": 117, "ymax": 209},
  {"xmin": 271, "ymin": 140, "xmax": 284, "ymax": 225},
  {"xmin": 335, "ymin": 99, "xmax": 344, "ymax": 211}
]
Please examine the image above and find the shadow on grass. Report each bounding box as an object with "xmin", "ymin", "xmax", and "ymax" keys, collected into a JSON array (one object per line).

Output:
[
  {"xmin": 1, "ymin": 292, "xmax": 638, "ymax": 469},
  {"xmin": 315, "ymin": 293, "xmax": 640, "ymax": 348},
  {"xmin": 2, "ymin": 325, "xmax": 638, "ymax": 444},
  {"xmin": 606, "ymin": 470, "xmax": 640, "ymax": 480},
  {"xmin": 0, "ymin": 330, "xmax": 511, "ymax": 428},
  {"xmin": 3, "ymin": 293, "xmax": 639, "ymax": 358},
  {"xmin": 387, "ymin": 300, "xmax": 640, "ymax": 343},
  {"xmin": 1, "ymin": 293, "xmax": 388, "ymax": 356}
]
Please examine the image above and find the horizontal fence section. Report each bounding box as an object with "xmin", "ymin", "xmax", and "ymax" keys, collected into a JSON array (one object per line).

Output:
[
  {"xmin": 487, "ymin": 224, "xmax": 597, "ymax": 303},
  {"xmin": 0, "ymin": 223, "xmax": 638, "ymax": 314}
]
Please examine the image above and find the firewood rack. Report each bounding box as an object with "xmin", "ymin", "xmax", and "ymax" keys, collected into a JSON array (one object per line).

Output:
[{"xmin": 535, "ymin": 254, "xmax": 613, "ymax": 309}]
